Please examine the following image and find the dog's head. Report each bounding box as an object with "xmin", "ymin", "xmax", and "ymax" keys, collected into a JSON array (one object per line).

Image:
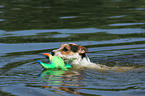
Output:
[{"xmin": 51, "ymin": 43, "xmax": 91, "ymax": 66}]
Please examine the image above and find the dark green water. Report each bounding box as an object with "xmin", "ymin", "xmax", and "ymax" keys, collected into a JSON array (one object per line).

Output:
[{"xmin": 0, "ymin": 0, "xmax": 145, "ymax": 96}]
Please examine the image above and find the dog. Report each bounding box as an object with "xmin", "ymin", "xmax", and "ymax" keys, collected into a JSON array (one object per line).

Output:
[{"xmin": 51, "ymin": 43, "xmax": 105, "ymax": 69}]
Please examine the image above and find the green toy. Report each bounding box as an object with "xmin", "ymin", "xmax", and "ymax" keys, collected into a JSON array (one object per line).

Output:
[{"xmin": 37, "ymin": 53, "xmax": 72, "ymax": 70}]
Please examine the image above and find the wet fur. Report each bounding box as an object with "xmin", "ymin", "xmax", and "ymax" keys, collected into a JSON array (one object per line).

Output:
[{"xmin": 52, "ymin": 43, "xmax": 134, "ymax": 71}]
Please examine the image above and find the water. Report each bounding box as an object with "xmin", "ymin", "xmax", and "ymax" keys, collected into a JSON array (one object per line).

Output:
[{"xmin": 0, "ymin": 0, "xmax": 145, "ymax": 96}]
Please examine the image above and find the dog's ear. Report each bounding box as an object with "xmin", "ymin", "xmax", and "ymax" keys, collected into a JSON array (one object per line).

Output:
[{"xmin": 78, "ymin": 45, "xmax": 88, "ymax": 53}]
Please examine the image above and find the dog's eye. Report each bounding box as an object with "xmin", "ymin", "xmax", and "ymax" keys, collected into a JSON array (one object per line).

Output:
[
  {"xmin": 63, "ymin": 47, "xmax": 69, "ymax": 52},
  {"xmin": 70, "ymin": 45, "xmax": 78, "ymax": 52}
]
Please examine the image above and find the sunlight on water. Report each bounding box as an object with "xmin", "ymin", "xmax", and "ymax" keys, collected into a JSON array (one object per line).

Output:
[
  {"xmin": 109, "ymin": 23, "xmax": 145, "ymax": 26},
  {"xmin": 2, "ymin": 28, "xmax": 144, "ymax": 37},
  {"xmin": 108, "ymin": 15, "xmax": 126, "ymax": 18},
  {"xmin": 59, "ymin": 16, "xmax": 77, "ymax": 19}
]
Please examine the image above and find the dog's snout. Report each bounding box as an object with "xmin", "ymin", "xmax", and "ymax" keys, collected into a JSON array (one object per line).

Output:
[{"xmin": 51, "ymin": 51, "xmax": 55, "ymax": 56}]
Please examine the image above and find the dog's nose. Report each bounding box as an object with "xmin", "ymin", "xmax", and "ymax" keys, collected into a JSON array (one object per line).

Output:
[{"xmin": 51, "ymin": 51, "xmax": 55, "ymax": 56}]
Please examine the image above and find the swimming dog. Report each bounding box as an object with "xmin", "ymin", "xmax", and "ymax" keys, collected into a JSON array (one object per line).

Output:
[{"xmin": 51, "ymin": 43, "xmax": 105, "ymax": 69}]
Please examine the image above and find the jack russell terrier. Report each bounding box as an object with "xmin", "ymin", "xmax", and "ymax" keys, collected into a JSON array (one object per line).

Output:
[{"xmin": 51, "ymin": 43, "xmax": 107, "ymax": 69}]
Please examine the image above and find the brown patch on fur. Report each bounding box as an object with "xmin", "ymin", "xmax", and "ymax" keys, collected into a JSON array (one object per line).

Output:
[
  {"xmin": 59, "ymin": 43, "xmax": 88, "ymax": 55},
  {"xmin": 78, "ymin": 45, "xmax": 88, "ymax": 52}
]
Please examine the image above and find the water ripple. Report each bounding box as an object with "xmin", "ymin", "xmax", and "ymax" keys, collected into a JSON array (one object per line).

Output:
[{"xmin": 109, "ymin": 23, "xmax": 145, "ymax": 26}]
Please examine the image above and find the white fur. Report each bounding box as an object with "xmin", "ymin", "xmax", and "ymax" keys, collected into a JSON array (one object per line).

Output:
[{"xmin": 52, "ymin": 49, "xmax": 105, "ymax": 69}]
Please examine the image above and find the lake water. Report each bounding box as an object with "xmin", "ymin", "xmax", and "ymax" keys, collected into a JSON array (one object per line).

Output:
[{"xmin": 0, "ymin": 0, "xmax": 145, "ymax": 96}]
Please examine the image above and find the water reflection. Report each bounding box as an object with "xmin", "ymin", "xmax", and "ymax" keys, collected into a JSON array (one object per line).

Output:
[{"xmin": 40, "ymin": 69, "xmax": 82, "ymax": 95}]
